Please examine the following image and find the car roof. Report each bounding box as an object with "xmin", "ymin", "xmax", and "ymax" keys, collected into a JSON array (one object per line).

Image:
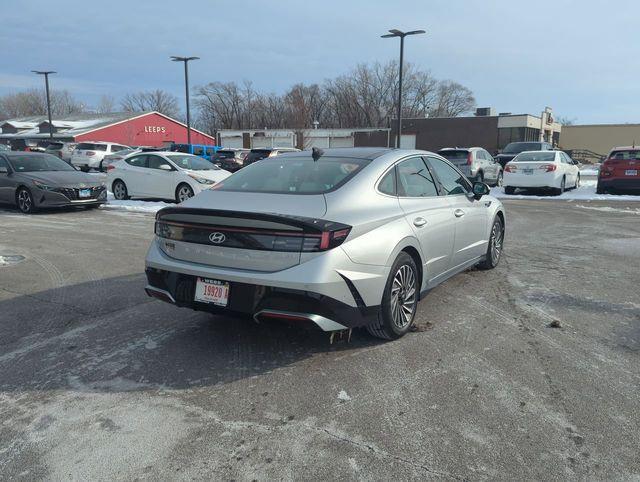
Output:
[
  {"xmin": 611, "ymin": 146, "xmax": 640, "ymax": 151},
  {"xmin": 3, "ymin": 151, "xmax": 54, "ymax": 158},
  {"xmin": 438, "ymin": 147, "xmax": 483, "ymax": 151},
  {"xmin": 275, "ymin": 147, "xmax": 394, "ymax": 160}
]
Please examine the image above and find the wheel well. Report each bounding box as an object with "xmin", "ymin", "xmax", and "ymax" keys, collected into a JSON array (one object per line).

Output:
[
  {"xmin": 112, "ymin": 178, "xmax": 125, "ymax": 190},
  {"xmin": 401, "ymin": 246, "xmax": 423, "ymax": 296},
  {"xmin": 175, "ymin": 182, "xmax": 192, "ymax": 194}
]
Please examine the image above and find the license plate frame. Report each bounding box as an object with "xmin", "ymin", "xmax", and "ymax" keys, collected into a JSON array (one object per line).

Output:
[
  {"xmin": 194, "ymin": 278, "xmax": 230, "ymax": 306},
  {"xmin": 79, "ymin": 188, "xmax": 92, "ymax": 198},
  {"xmin": 625, "ymin": 169, "xmax": 638, "ymax": 176},
  {"xmin": 523, "ymin": 168, "xmax": 534, "ymax": 175}
]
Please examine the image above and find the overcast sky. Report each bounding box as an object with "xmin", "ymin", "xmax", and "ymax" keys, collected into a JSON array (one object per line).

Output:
[{"xmin": 2, "ymin": 0, "xmax": 638, "ymax": 124}]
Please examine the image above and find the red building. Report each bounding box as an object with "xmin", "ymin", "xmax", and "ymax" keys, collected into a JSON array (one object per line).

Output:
[{"xmin": 0, "ymin": 111, "xmax": 215, "ymax": 148}]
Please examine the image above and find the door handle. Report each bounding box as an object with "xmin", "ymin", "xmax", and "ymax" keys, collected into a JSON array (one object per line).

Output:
[
  {"xmin": 413, "ymin": 217, "xmax": 427, "ymax": 227},
  {"xmin": 454, "ymin": 209, "xmax": 465, "ymax": 218}
]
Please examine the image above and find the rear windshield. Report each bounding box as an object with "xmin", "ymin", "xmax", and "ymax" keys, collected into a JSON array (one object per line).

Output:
[
  {"xmin": 609, "ymin": 150, "xmax": 640, "ymax": 160},
  {"xmin": 514, "ymin": 152, "xmax": 556, "ymax": 162},
  {"xmin": 503, "ymin": 142, "xmax": 543, "ymax": 154},
  {"xmin": 438, "ymin": 150, "xmax": 469, "ymax": 161},
  {"xmin": 8, "ymin": 154, "xmax": 76, "ymax": 172},
  {"xmin": 166, "ymin": 154, "xmax": 220, "ymax": 171},
  {"xmin": 214, "ymin": 151, "xmax": 236, "ymax": 160},
  {"xmin": 245, "ymin": 150, "xmax": 272, "ymax": 163},
  {"xmin": 216, "ymin": 156, "xmax": 370, "ymax": 194},
  {"xmin": 76, "ymin": 143, "xmax": 107, "ymax": 151}
]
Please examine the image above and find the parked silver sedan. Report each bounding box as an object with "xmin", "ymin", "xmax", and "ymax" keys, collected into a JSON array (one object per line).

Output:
[
  {"xmin": 145, "ymin": 148, "xmax": 505, "ymax": 339},
  {"xmin": 0, "ymin": 152, "xmax": 107, "ymax": 213}
]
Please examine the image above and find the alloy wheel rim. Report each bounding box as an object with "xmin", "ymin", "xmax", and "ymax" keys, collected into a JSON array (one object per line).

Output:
[
  {"xmin": 390, "ymin": 264, "xmax": 416, "ymax": 329},
  {"xmin": 497, "ymin": 173, "xmax": 503, "ymax": 187},
  {"xmin": 491, "ymin": 221, "xmax": 503, "ymax": 263},
  {"xmin": 178, "ymin": 187, "xmax": 193, "ymax": 202},
  {"xmin": 18, "ymin": 190, "xmax": 31, "ymax": 212},
  {"xmin": 114, "ymin": 183, "xmax": 125, "ymax": 199}
]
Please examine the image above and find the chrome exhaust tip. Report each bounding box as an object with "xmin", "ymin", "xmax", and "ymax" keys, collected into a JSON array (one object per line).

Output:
[
  {"xmin": 145, "ymin": 285, "xmax": 176, "ymax": 304},
  {"xmin": 253, "ymin": 309, "xmax": 348, "ymax": 332}
]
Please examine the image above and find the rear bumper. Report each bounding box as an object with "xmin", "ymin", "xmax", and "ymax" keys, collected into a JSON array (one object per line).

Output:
[
  {"xmin": 597, "ymin": 177, "xmax": 640, "ymax": 191},
  {"xmin": 503, "ymin": 172, "xmax": 561, "ymax": 188},
  {"xmin": 145, "ymin": 267, "xmax": 380, "ymax": 330}
]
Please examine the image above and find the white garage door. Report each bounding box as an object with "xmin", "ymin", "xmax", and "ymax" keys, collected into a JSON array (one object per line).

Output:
[
  {"xmin": 400, "ymin": 134, "xmax": 416, "ymax": 149},
  {"xmin": 329, "ymin": 136, "xmax": 354, "ymax": 148},
  {"xmin": 220, "ymin": 136, "xmax": 243, "ymax": 148}
]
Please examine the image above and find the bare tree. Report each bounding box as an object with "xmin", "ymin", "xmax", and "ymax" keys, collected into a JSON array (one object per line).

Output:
[
  {"xmin": 431, "ymin": 81, "xmax": 476, "ymax": 117},
  {"xmin": 96, "ymin": 95, "xmax": 116, "ymax": 114},
  {"xmin": 0, "ymin": 88, "xmax": 84, "ymax": 119},
  {"xmin": 121, "ymin": 90, "xmax": 180, "ymax": 118}
]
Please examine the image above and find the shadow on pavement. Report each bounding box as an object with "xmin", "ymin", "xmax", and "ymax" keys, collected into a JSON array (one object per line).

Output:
[{"xmin": 0, "ymin": 273, "xmax": 380, "ymax": 393}]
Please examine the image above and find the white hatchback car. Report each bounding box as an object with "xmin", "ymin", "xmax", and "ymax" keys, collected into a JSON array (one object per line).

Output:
[
  {"xmin": 70, "ymin": 142, "xmax": 131, "ymax": 170},
  {"xmin": 107, "ymin": 152, "xmax": 231, "ymax": 202},
  {"xmin": 503, "ymin": 150, "xmax": 580, "ymax": 195}
]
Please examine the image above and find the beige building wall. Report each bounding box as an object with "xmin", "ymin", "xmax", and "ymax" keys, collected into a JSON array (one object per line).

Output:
[{"xmin": 561, "ymin": 124, "xmax": 640, "ymax": 157}]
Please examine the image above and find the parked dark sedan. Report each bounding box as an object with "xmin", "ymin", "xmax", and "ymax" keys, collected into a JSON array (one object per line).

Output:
[
  {"xmin": 0, "ymin": 152, "xmax": 107, "ymax": 213},
  {"xmin": 495, "ymin": 141, "xmax": 554, "ymax": 168}
]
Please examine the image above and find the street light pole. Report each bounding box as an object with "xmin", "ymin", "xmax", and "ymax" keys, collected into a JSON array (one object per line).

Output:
[
  {"xmin": 32, "ymin": 70, "xmax": 56, "ymax": 139},
  {"xmin": 381, "ymin": 29, "xmax": 425, "ymax": 148},
  {"xmin": 170, "ymin": 56, "xmax": 199, "ymax": 145}
]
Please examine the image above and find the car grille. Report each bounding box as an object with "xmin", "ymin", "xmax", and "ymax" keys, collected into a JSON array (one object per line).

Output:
[{"xmin": 56, "ymin": 186, "xmax": 105, "ymax": 200}]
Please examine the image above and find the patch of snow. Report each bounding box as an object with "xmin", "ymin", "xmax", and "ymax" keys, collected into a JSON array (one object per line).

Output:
[
  {"xmin": 493, "ymin": 180, "xmax": 640, "ymax": 202},
  {"xmin": 575, "ymin": 205, "xmax": 640, "ymax": 214},
  {"xmin": 337, "ymin": 390, "xmax": 351, "ymax": 402},
  {"xmin": 100, "ymin": 192, "xmax": 172, "ymax": 214},
  {"xmin": 579, "ymin": 168, "xmax": 599, "ymax": 176}
]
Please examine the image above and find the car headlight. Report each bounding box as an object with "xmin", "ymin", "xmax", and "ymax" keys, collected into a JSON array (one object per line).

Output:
[
  {"xmin": 32, "ymin": 180, "xmax": 55, "ymax": 191},
  {"xmin": 188, "ymin": 174, "xmax": 214, "ymax": 185}
]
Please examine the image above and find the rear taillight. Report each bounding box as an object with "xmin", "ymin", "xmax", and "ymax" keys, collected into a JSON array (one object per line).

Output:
[
  {"xmin": 319, "ymin": 227, "xmax": 351, "ymax": 251},
  {"xmin": 504, "ymin": 164, "xmax": 516, "ymax": 173},
  {"xmin": 539, "ymin": 164, "xmax": 557, "ymax": 172},
  {"xmin": 107, "ymin": 164, "xmax": 116, "ymax": 171},
  {"xmin": 86, "ymin": 151, "xmax": 96, "ymax": 156},
  {"xmin": 467, "ymin": 152, "xmax": 473, "ymax": 165}
]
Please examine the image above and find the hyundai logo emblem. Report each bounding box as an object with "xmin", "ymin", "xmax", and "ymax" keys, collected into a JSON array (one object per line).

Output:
[{"xmin": 209, "ymin": 232, "xmax": 226, "ymax": 244}]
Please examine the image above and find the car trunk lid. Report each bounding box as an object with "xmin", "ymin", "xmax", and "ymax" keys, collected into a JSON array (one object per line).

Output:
[{"xmin": 154, "ymin": 192, "xmax": 344, "ymax": 272}]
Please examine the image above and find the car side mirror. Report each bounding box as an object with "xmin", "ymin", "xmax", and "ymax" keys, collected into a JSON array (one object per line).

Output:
[
  {"xmin": 472, "ymin": 181, "xmax": 490, "ymax": 200},
  {"xmin": 159, "ymin": 164, "xmax": 173, "ymax": 171}
]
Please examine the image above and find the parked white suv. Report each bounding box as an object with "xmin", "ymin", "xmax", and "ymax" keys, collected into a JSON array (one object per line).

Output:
[
  {"xmin": 70, "ymin": 142, "xmax": 130, "ymax": 171},
  {"xmin": 437, "ymin": 147, "xmax": 503, "ymax": 186}
]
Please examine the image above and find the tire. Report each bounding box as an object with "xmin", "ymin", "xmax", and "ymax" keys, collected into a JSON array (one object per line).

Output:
[
  {"xmin": 596, "ymin": 185, "xmax": 606, "ymax": 195},
  {"xmin": 367, "ymin": 252, "xmax": 419, "ymax": 340},
  {"xmin": 99, "ymin": 160, "xmax": 104, "ymax": 172},
  {"xmin": 575, "ymin": 174, "xmax": 580, "ymax": 189},
  {"xmin": 553, "ymin": 177, "xmax": 566, "ymax": 196},
  {"xmin": 16, "ymin": 187, "xmax": 36, "ymax": 214},
  {"xmin": 112, "ymin": 180, "xmax": 129, "ymax": 200},
  {"xmin": 175, "ymin": 183, "xmax": 194, "ymax": 203},
  {"xmin": 477, "ymin": 216, "xmax": 504, "ymax": 270},
  {"xmin": 504, "ymin": 186, "xmax": 515, "ymax": 195},
  {"xmin": 476, "ymin": 171, "xmax": 484, "ymax": 183},
  {"xmin": 495, "ymin": 171, "xmax": 503, "ymax": 187}
]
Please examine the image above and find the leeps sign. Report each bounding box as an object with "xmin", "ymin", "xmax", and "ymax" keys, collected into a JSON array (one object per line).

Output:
[{"xmin": 144, "ymin": 126, "xmax": 167, "ymax": 133}]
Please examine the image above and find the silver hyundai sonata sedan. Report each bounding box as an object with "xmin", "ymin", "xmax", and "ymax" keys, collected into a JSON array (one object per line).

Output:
[{"xmin": 145, "ymin": 148, "xmax": 505, "ymax": 339}]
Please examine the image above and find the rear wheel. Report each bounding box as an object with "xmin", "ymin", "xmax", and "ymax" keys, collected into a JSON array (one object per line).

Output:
[
  {"xmin": 574, "ymin": 174, "xmax": 581, "ymax": 189},
  {"xmin": 176, "ymin": 183, "xmax": 194, "ymax": 203},
  {"xmin": 367, "ymin": 252, "xmax": 419, "ymax": 340},
  {"xmin": 596, "ymin": 184, "xmax": 606, "ymax": 195},
  {"xmin": 477, "ymin": 171, "xmax": 484, "ymax": 183},
  {"xmin": 477, "ymin": 216, "xmax": 504, "ymax": 270},
  {"xmin": 495, "ymin": 171, "xmax": 504, "ymax": 187},
  {"xmin": 553, "ymin": 176, "xmax": 566, "ymax": 195},
  {"xmin": 112, "ymin": 180, "xmax": 129, "ymax": 200},
  {"xmin": 504, "ymin": 186, "xmax": 515, "ymax": 195},
  {"xmin": 16, "ymin": 187, "xmax": 36, "ymax": 214}
]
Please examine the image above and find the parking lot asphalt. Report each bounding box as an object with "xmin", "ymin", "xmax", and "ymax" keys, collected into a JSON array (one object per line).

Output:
[{"xmin": 0, "ymin": 200, "xmax": 639, "ymax": 480}]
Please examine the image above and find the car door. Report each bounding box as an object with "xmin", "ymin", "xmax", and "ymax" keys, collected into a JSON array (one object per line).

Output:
[
  {"xmin": 395, "ymin": 156, "xmax": 456, "ymax": 283},
  {"xmin": 121, "ymin": 154, "xmax": 150, "ymax": 196},
  {"xmin": 426, "ymin": 155, "xmax": 489, "ymax": 268},
  {"xmin": 145, "ymin": 154, "xmax": 179, "ymax": 199},
  {"xmin": 482, "ymin": 149, "xmax": 500, "ymax": 182},
  {"xmin": 562, "ymin": 152, "xmax": 579, "ymax": 184},
  {"xmin": 0, "ymin": 156, "xmax": 13, "ymax": 204}
]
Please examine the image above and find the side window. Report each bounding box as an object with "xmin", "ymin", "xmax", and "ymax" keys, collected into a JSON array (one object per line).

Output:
[
  {"xmin": 378, "ymin": 168, "xmax": 397, "ymax": 196},
  {"xmin": 147, "ymin": 155, "xmax": 170, "ymax": 170},
  {"xmin": 427, "ymin": 157, "xmax": 471, "ymax": 195},
  {"xmin": 193, "ymin": 146, "xmax": 204, "ymax": 156},
  {"xmin": 396, "ymin": 157, "xmax": 438, "ymax": 197},
  {"xmin": 125, "ymin": 155, "xmax": 147, "ymax": 168},
  {"xmin": 0, "ymin": 156, "xmax": 8, "ymax": 171},
  {"xmin": 560, "ymin": 153, "xmax": 568, "ymax": 164}
]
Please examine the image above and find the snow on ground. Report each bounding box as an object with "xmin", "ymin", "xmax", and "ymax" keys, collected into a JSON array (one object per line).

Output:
[
  {"xmin": 493, "ymin": 180, "xmax": 640, "ymax": 202},
  {"xmin": 100, "ymin": 192, "xmax": 172, "ymax": 214},
  {"xmin": 579, "ymin": 167, "xmax": 600, "ymax": 176},
  {"xmin": 574, "ymin": 205, "xmax": 640, "ymax": 214}
]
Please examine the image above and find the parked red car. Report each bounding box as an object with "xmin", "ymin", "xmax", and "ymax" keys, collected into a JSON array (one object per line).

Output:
[{"xmin": 597, "ymin": 147, "xmax": 640, "ymax": 194}]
